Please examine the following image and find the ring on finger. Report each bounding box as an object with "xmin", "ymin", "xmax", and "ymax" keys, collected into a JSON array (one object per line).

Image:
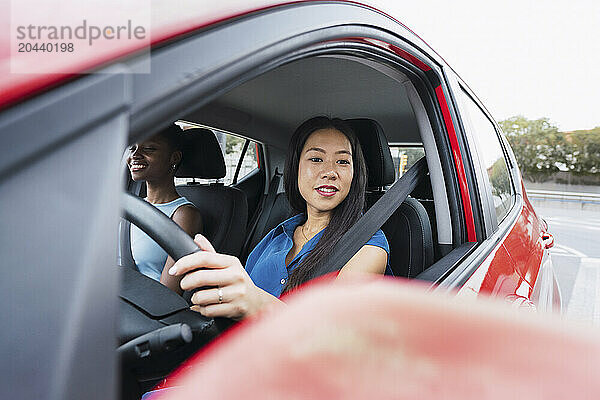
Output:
[{"xmin": 217, "ymin": 287, "xmax": 223, "ymax": 304}]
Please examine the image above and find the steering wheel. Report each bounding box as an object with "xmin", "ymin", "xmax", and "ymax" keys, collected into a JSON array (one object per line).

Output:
[
  {"xmin": 121, "ymin": 192, "xmax": 202, "ymax": 263},
  {"xmin": 118, "ymin": 193, "xmax": 233, "ymax": 399}
]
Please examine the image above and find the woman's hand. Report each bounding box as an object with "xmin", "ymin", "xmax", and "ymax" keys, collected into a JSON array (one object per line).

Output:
[{"xmin": 168, "ymin": 234, "xmax": 282, "ymax": 320}]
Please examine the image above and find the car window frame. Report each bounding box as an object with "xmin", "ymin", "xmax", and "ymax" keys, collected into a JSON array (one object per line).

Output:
[
  {"xmin": 233, "ymin": 140, "xmax": 262, "ymax": 185},
  {"xmin": 452, "ymin": 82, "xmax": 501, "ymax": 236},
  {"xmin": 456, "ymin": 83, "xmax": 517, "ymax": 232},
  {"xmin": 117, "ymin": 2, "xmax": 484, "ymax": 282},
  {"xmin": 461, "ymin": 85, "xmax": 516, "ymax": 231},
  {"xmin": 0, "ymin": 69, "xmax": 129, "ymax": 400},
  {"xmin": 434, "ymin": 76, "xmax": 526, "ymax": 290}
]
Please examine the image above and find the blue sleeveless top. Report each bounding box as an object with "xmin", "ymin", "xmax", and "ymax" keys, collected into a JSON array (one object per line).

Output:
[
  {"xmin": 245, "ymin": 214, "xmax": 391, "ymax": 297},
  {"xmin": 131, "ymin": 197, "xmax": 194, "ymax": 281}
]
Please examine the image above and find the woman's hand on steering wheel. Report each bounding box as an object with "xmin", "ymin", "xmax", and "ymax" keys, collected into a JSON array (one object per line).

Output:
[{"xmin": 168, "ymin": 234, "xmax": 281, "ymax": 320}]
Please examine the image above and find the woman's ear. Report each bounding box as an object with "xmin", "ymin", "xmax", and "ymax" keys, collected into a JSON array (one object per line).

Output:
[{"xmin": 171, "ymin": 150, "xmax": 182, "ymax": 167}]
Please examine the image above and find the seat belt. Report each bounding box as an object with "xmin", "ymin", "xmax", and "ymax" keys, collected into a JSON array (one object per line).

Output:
[
  {"xmin": 241, "ymin": 168, "xmax": 282, "ymax": 261},
  {"xmin": 308, "ymin": 157, "xmax": 429, "ymax": 280},
  {"xmin": 119, "ymin": 178, "xmax": 144, "ymax": 269},
  {"xmin": 118, "ymin": 218, "xmax": 137, "ymax": 269}
]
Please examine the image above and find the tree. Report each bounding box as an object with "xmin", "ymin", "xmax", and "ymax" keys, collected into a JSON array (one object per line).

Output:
[
  {"xmin": 565, "ymin": 127, "xmax": 600, "ymax": 175},
  {"xmin": 488, "ymin": 158, "xmax": 511, "ymax": 199},
  {"xmin": 225, "ymin": 135, "xmax": 245, "ymax": 154},
  {"xmin": 487, "ymin": 157, "xmax": 512, "ymax": 220},
  {"xmin": 499, "ymin": 116, "xmax": 569, "ymax": 182}
]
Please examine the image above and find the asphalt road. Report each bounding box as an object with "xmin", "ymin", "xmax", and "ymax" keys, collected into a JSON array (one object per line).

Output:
[{"xmin": 534, "ymin": 204, "xmax": 600, "ymax": 326}]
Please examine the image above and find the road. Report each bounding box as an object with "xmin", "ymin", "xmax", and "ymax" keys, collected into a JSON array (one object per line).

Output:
[{"xmin": 534, "ymin": 204, "xmax": 600, "ymax": 325}]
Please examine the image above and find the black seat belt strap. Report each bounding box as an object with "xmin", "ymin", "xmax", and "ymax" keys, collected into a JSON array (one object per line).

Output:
[
  {"xmin": 309, "ymin": 157, "xmax": 429, "ymax": 280},
  {"xmin": 119, "ymin": 180, "xmax": 143, "ymax": 269},
  {"xmin": 118, "ymin": 218, "xmax": 137, "ymax": 269}
]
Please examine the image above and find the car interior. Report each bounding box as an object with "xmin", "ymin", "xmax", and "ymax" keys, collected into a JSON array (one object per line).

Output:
[
  {"xmin": 177, "ymin": 55, "xmax": 452, "ymax": 256},
  {"xmin": 119, "ymin": 53, "xmax": 460, "ymax": 398}
]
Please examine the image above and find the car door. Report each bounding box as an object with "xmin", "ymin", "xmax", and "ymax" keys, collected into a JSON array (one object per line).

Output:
[
  {"xmin": 0, "ymin": 70, "xmax": 130, "ymax": 399},
  {"xmin": 444, "ymin": 73, "xmax": 560, "ymax": 311}
]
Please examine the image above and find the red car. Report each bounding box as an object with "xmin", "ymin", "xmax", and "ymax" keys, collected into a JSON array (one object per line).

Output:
[{"xmin": 0, "ymin": 1, "xmax": 565, "ymax": 399}]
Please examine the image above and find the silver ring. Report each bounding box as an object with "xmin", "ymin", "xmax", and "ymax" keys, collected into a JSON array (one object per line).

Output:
[{"xmin": 217, "ymin": 287, "xmax": 223, "ymax": 304}]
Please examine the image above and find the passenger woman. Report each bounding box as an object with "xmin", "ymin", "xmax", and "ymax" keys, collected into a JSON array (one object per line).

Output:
[
  {"xmin": 168, "ymin": 116, "xmax": 389, "ymax": 318},
  {"xmin": 128, "ymin": 125, "xmax": 202, "ymax": 294}
]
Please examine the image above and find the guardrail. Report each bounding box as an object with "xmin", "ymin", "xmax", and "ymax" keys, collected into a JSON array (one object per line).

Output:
[{"xmin": 527, "ymin": 190, "xmax": 600, "ymax": 205}]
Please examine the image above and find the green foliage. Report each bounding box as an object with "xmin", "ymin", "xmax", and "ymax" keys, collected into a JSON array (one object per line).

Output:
[
  {"xmin": 225, "ymin": 135, "xmax": 245, "ymax": 154},
  {"xmin": 488, "ymin": 158, "xmax": 511, "ymax": 199},
  {"xmin": 499, "ymin": 116, "xmax": 567, "ymax": 182},
  {"xmin": 499, "ymin": 116, "xmax": 599, "ymax": 182},
  {"xmin": 565, "ymin": 127, "xmax": 600, "ymax": 175},
  {"xmin": 488, "ymin": 157, "xmax": 512, "ymax": 221}
]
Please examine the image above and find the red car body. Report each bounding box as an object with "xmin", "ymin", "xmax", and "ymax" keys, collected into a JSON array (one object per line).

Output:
[{"xmin": 0, "ymin": 1, "xmax": 566, "ymax": 399}]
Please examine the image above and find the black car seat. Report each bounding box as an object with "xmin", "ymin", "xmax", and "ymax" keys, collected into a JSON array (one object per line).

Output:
[
  {"xmin": 240, "ymin": 173, "xmax": 292, "ymax": 263},
  {"xmin": 346, "ymin": 118, "xmax": 434, "ymax": 277},
  {"xmin": 175, "ymin": 128, "xmax": 248, "ymax": 256}
]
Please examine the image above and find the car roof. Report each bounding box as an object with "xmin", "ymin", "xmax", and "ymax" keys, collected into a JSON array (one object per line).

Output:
[
  {"xmin": 186, "ymin": 55, "xmax": 422, "ymax": 148},
  {"xmin": 0, "ymin": 1, "xmax": 438, "ymax": 112}
]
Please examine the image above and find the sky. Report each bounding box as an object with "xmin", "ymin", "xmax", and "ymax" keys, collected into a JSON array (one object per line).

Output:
[{"xmin": 366, "ymin": 0, "xmax": 600, "ymax": 132}]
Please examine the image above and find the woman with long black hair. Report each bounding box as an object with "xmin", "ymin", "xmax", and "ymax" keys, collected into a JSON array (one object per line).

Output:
[{"xmin": 168, "ymin": 116, "xmax": 389, "ymax": 319}]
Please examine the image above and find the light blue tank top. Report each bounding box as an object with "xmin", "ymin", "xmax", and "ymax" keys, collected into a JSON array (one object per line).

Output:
[{"xmin": 131, "ymin": 197, "xmax": 194, "ymax": 281}]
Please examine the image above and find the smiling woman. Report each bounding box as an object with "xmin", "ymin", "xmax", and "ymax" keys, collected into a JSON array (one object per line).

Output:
[
  {"xmin": 169, "ymin": 116, "xmax": 390, "ymax": 320},
  {"xmin": 127, "ymin": 125, "xmax": 203, "ymax": 293},
  {"xmin": 279, "ymin": 116, "xmax": 388, "ymax": 292}
]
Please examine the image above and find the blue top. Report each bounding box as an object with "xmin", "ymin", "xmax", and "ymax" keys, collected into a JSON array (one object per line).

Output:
[
  {"xmin": 246, "ymin": 214, "xmax": 391, "ymax": 297},
  {"xmin": 131, "ymin": 197, "xmax": 194, "ymax": 281}
]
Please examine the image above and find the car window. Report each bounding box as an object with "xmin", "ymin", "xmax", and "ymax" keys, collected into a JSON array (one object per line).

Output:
[
  {"xmin": 389, "ymin": 145, "xmax": 426, "ymax": 180},
  {"xmin": 226, "ymin": 136, "xmax": 259, "ymax": 185},
  {"xmin": 459, "ymin": 91, "xmax": 515, "ymax": 224},
  {"xmin": 175, "ymin": 121, "xmax": 259, "ymax": 186}
]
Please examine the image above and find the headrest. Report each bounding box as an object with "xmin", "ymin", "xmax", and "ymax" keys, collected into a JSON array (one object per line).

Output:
[
  {"xmin": 176, "ymin": 127, "xmax": 226, "ymax": 179},
  {"xmin": 345, "ymin": 118, "xmax": 395, "ymax": 187}
]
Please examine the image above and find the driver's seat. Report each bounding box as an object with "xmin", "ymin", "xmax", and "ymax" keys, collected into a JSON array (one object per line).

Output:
[
  {"xmin": 175, "ymin": 128, "xmax": 248, "ymax": 256},
  {"xmin": 346, "ymin": 118, "xmax": 434, "ymax": 277}
]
